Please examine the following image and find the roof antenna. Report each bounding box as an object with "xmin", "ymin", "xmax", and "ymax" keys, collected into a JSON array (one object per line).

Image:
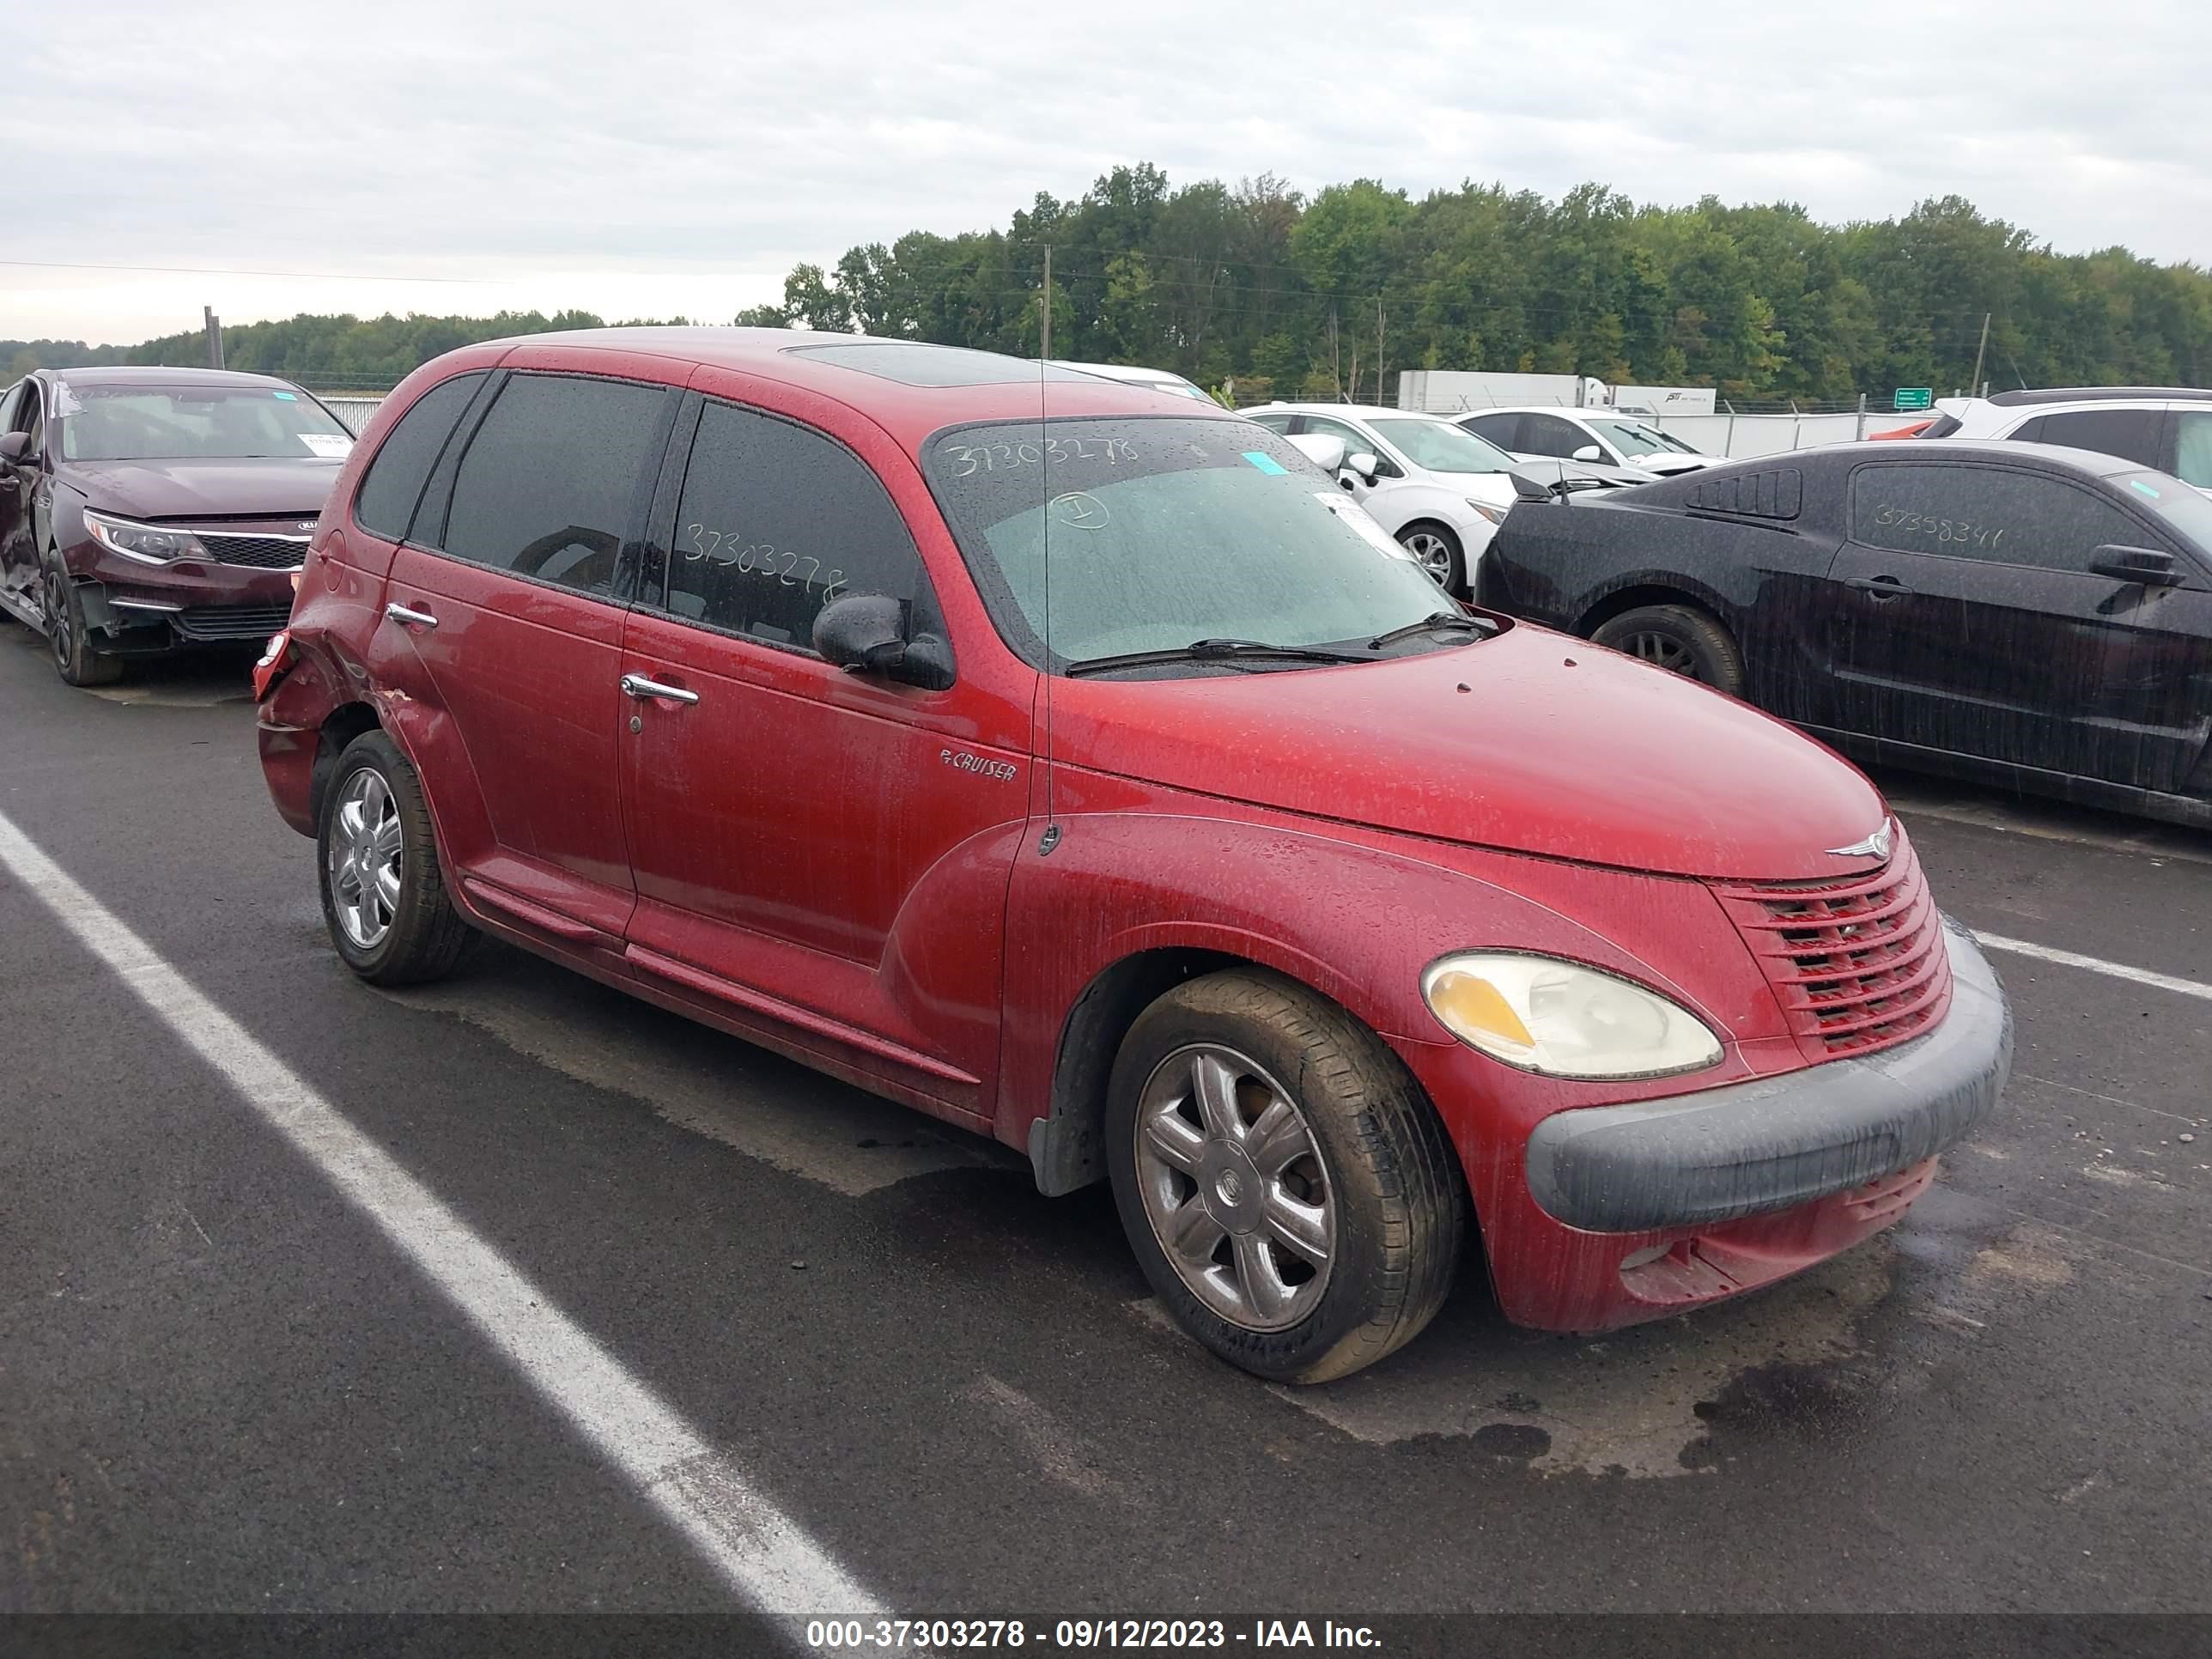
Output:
[{"xmin": 1036, "ymin": 244, "xmax": 1061, "ymax": 858}]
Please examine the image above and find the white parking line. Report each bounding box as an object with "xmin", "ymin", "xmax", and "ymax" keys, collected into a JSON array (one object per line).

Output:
[
  {"xmin": 1975, "ymin": 933, "xmax": 2212, "ymax": 1005},
  {"xmin": 0, "ymin": 810, "xmax": 882, "ymax": 1616}
]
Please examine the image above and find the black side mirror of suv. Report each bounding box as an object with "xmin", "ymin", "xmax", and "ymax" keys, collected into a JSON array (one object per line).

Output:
[
  {"xmin": 811, "ymin": 592, "xmax": 956, "ymax": 690},
  {"xmin": 0, "ymin": 431, "xmax": 32, "ymax": 467},
  {"xmin": 2087, "ymin": 544, "xmax": 2182, "ymax": 587}
]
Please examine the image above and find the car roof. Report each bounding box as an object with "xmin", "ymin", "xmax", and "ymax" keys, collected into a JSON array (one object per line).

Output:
[
  {"xmin": 1988, "ymin": 386, "xmax": 2212, "ymax": 408},
  {"xmin": 481, "ymin": 327, "xmax": 1232, "ymax": 447},
  {"xmin": 51, "ymin": 365, "xmax": 305, "ymax": 389},
  {"xmin": 1455, "ymin": 406, "xmax": 1647, "ymax": 420},
  {"xmin": 1628, "ymin": 437, "xmax": 2143, "ymax": 485},
  {"xmin": 1244, "ymin": 403, "xmax": 1453, "ymax": 421}
]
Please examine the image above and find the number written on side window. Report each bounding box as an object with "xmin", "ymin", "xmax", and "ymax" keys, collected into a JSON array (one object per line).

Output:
[
  {"xmin": 665, "ymin": 401, "xmax": 942, "ymax": 652},
  {"xmin": 680, "ymin": 522, "xmax": 847, "ymax": 604},
  {"xmin": 1868, "ymin": 504, "xmax": 2008, "ymax": 550},
  {"xmin": 1850, "ymin": 463, "xmax": 2154, "ymax": 572}
]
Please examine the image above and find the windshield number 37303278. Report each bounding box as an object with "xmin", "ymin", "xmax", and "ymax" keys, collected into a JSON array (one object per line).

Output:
[{"xmin": 945, "ymin": 437, "xmax": 1139, "ymax": 477}]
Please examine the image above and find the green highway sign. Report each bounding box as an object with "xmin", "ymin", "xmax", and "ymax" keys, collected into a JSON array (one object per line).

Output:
[{"xmin": 1893, "ymin": 387, "xmax": 1934, "ymax": 411}]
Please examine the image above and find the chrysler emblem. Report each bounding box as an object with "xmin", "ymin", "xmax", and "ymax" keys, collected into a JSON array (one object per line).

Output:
[{"xmin": 1826, "ymin": 820, "xmax": 1893, "ymax": 860}]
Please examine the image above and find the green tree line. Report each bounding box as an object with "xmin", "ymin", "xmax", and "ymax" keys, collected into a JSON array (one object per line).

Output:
[{"xmin": 12, "ymin": 167, "xmax": 2210, "ymax": 403}]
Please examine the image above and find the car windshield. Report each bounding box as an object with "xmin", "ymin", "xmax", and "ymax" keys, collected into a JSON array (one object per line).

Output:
[
  {"xmin": 1586, "ymin": 416, "xmax": 1695, "ymax": 458},
  {"xmin": 59, "ymin": 384, "xmax": 354, "ymax": 462},
  {"xmin": 1365, "ymin": 416, "xmax": 1516, "ymax": 473},
  {"xmin": 2113, "ymin": 470, "xmax": 2212, "ymax": 550},
  {"xmin": 924, "ymin": 417, "xmax": 1460, "ymax": 672}
]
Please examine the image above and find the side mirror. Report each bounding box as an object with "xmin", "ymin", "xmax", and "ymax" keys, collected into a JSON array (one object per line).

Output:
[
  {"xmin": 1345, "ymin": 451, "xmax": 1380, "ymax": 483},
  {"xmin": 1571, "ymin": 444, "xmax": 1605, "ymax": 463},
  {"xmin": 811, "ymin": 592, "xmax": 956, "ymax": 690},
  {"xmin": 2088, "ymin": 544, "xmax": 2183, "ymax": 587},
  {"xmin": 0, "ymin": 431, "xmax": 31, "ymax": 466},
  {"xmin": 1285, "ymin": 432, "xmax": 1346, "ymax": 474}
]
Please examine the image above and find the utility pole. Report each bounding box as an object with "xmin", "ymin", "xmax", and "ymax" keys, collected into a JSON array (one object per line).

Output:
[
  {"xmin": 1969, "ymin": 312, "xmax": 1990, "ymax": 400},
  {"xmin": 203, "ymin": 306, "xmax": 224, "ymax": 370},
  {"xmin": 1039, "ymin": 246, "xmax": 1051, "ymax": 362}
]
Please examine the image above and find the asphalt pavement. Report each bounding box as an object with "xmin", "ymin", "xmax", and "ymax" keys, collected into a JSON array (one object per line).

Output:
[{"xmin": 1, "ymin": 621, "xmax": 2207, "ymax": 1628}]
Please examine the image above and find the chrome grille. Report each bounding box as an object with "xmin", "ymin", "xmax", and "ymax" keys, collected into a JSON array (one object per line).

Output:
[{"xmin": 1711, "ymin": 826, "xmax": 1953, "ymax": 1062}]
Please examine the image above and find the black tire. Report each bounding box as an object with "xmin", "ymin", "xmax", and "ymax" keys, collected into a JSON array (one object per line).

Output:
[
  {"xmin": 317, "ymin": 730, "xmax": 476, "ymax": 986},
  {"xmin": 1395, "ymin": 520, "xmax": 1466, "ymax": 598},
  {"xmin": 1590, "ymin": 602, "xmax": 1745, "ymax": 696},
  {"xmin": 1106, "ymin": 969, "xmax": 1467, "ymax": 1383},
  {"xmin": 40, "ymin": 561, "xmax": 124, "ymax": 687}
]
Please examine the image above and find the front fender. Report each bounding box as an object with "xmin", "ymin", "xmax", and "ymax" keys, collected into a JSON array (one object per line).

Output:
[{"xmin": 996, "ymin": 788, "xmax": 1792, "ymax": 1189}]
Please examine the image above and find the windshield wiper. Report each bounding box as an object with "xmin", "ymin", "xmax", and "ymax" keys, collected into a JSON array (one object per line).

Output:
[
  {"xmin": 1365, "ymin": 611, "xmax": 1495, "ymax": 651},
  {"xmin": 1066, "ymin": 637, "xmax": 1374, "ymax": 677}
]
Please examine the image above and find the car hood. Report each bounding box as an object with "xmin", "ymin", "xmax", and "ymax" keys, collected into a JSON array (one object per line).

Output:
[
  {"xmin": 1054, "ymin": 621, "xmax": 1889, "ymax": 881},
  {"xmin": 58, "ymin": 457, "xmax": 345, "ymax": 521}
]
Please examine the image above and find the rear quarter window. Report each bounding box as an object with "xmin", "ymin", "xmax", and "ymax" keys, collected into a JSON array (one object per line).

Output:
[{"xmin": 353, "ymin": 373, "xmax": 489, "ymax": 540}]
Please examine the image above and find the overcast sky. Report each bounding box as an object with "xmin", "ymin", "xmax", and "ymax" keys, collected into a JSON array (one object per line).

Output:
[{"xmin": 10, "ymin": 0, "xmax": 2209, "ymax": 346}]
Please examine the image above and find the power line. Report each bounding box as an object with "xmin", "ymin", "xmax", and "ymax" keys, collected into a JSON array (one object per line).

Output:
[{"xmin": 0, "ymin": 258, "xmax": 501, "ymax": 286}]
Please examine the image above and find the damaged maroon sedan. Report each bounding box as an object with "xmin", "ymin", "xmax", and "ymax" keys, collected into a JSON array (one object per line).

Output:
[
  {"xmin": 257, "ymin": 329, "xmax": 2012, "ymax": 1382},
  {"xmin": 0, "ymin": 367, "xmax": 353, "ymax": 684}
]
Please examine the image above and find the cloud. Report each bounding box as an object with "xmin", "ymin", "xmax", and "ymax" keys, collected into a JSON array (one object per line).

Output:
[{"xmin": 9, "ymin": 0, "xmax": 2208, "ymax": 343}]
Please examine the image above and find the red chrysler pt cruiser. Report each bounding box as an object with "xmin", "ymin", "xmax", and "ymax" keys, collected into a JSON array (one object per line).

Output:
[{"xmin": 256, "ymin": 330, "xmax": 2010, "ymax": 1382}]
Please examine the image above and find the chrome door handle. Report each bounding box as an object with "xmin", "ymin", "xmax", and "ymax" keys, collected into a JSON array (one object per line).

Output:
[
  {"xmin": 620, "ymin": 672, "xmax": 700, "ymax": 705},
  {"xmin": 385, "ymin": 602, "xmax": 438, "ymax": 628}
]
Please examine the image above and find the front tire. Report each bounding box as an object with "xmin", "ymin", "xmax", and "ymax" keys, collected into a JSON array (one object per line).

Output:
[
  {"xmin": 41, "ymin": 562, "xmax": 124, "ymax": 687},
  {"xmin": 1590, "ymin": 602, "xmax": 1745, "ymax": 696},
  {"xmin": 1107, "ymin": 969, "xmax": 1466, "ymax": 1383},
  {"xmin": 1395, "ymin": 521, "xmax": 1466, "ymax": 598},
  {"xmin": 318, "ymin": 731, "xmax": 476, "ymax": 985}
]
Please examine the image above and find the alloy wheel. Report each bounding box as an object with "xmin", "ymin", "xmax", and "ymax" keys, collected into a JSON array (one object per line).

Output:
[
  {"xmin": 1400, "ymin": 530, "xmax": 1455, "ymax": 587},
  {"xmin": 1621, "ymin": 629, "xmax": 1698, "ymax": 677},
  {"xmin": 328, "ymin": 768, "xmax": 404, "ymax": 949},
  {"xmin": 1132, "ymin": 1042, "xmax": 1335, "ymax": 1332},
  {"xmin": 42, "ymin": 568, "xmax": 70, "ymax": 672}
]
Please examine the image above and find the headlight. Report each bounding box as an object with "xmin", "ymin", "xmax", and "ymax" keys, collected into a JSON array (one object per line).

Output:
[
  {"xmin": 1420, "ymin": 953, "xmax": 1723, "ymax": 1079},
  {"xmin": 1464, "ymin": 500, "xmax": 1507, "ymax": 525},
  {"xmin": 83, "ymin": 509, "xmax": 208, "ymax": 565}
]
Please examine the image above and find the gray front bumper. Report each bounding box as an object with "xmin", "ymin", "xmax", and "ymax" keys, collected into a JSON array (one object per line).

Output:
[{"xmin": 1524, "ymin": 915, "xmax": 2011, "ymax": 1233}]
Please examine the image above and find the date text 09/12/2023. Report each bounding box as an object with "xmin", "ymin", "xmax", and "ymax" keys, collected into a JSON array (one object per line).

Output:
[{"xmin": 804, "ymin": 1618, "xmax": 1382, "ymax": 1650}]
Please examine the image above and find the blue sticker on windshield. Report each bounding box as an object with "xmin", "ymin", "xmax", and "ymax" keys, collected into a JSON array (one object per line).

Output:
[
  {"xmin": 2130, "ymin": 478, "xmax": 2160, "ymax": 499},
  {"xmin": 1242, "ymin": 451, "xmax": 1288, "ymax": 475},
  {"xmin": 272, "ymin": 391, "xmax": 297, "ymax": 400}
]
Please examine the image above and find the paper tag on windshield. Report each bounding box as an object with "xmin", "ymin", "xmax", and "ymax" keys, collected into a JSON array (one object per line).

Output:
[
  {"xmin": 299, "ymin": 434, "xmax": 353, "ymax": 459},
  {"xmin": 1313, "ymin": 491, "xmax": 1419, "ymax": 562}
]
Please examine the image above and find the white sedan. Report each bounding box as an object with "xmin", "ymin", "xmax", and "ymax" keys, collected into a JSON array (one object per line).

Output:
[
  {"xmin": 1455, "ymin": 407, "xmax": 1718, "ymax": 477},
  {"xmin": 1238, "ymin": 403, "xmax": 1523, "ymax": 595}
]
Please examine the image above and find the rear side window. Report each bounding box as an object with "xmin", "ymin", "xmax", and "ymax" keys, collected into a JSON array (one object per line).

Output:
[
  {"xmin": 2023, "ymin": 407, "xmax": 2164, "ymax": 469},
  {"xmin": 353, "ymin": 373, "xmax": 486, "ymax": 540},
  {"xmin": 1461, "ymin": 412, "xmax": 1518, "ymax": 449},
  {"xmin": 2168, "ymin": 412, "xmax": 2212, "ymax": 490},
  {"xmin": 1850, "ymin": 463, "xmax": 2154, "ymax": 570},
  {"xmin": 442, "ymin": 374, "xmax": 671, "ymax": 597},
  {"xmin": 661, "ymin": 400, "xmax": 939, "ymax": 653}
]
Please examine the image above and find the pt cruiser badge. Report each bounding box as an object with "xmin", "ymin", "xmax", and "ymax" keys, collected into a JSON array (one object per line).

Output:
[{"xmin": 941, "ymin": 749, "xmax": 1019, "ymax": 782}]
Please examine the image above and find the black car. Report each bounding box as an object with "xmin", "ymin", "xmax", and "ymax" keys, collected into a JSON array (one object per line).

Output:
[{"xmin": 1478, "ymin": 439, "xmax": 2212, "ymax": 830}]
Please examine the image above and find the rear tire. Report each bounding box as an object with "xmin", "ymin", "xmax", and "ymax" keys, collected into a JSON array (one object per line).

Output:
[
  {"xmin": 1395, "ymin": 521, "xmax": 1466, "ymax": 598},
  {"xmin": 41, "ymin": 562, "xmax": 124, "ymax": 687},
  {"xmin": 1590, "ymin": 602, "xmax": 1744, "ymax": 696},
  {"xmin": 1106, "ymin": 969, "xmax": 1466, "ymax": 1383},
  {"xmin": 318, "ymin": 730, "xmax": 476, "ymax": 986}
]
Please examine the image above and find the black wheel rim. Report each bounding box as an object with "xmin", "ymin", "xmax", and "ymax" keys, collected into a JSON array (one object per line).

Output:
[{"xmin": 1622, "ymin": 629, "xmax": 1700, "ymax": 679}]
